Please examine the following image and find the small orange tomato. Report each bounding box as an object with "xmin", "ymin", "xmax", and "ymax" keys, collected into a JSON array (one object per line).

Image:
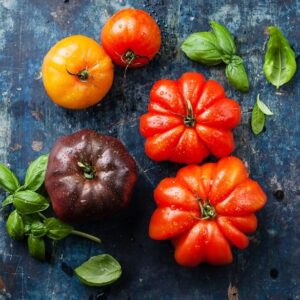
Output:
[
  {"xmin": 42, "ymin": 35, "xmax": 114, "ymax": 109},
  {"xmin": 101, "ymin": 8, "xmax": 161, "ymax": 68}
]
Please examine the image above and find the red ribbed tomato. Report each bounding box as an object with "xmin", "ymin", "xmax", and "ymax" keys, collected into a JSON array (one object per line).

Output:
[
  {"xmin": 140, "ymin": 72, "xmax": 241, "ymax": 164},
  {"xmin": 149, "ymin": 157, "xmax": 267, "ymax": 267}
]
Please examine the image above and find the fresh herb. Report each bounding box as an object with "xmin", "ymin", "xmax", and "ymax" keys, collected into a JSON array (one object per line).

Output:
[
  {"xmin": 0, "ymin": 163, "xmax": 20, "ymax": 193},
  {"xmin": 210, "ymin": 20, "xmax": 236, "ymax": 55},
  {"xmin": 44, "ymin": 217, "xmax": 73, "ymax": 240},
  {"xmin": 75, "ymin": 254, "xmax": 122, "ymax": 287},
  {"xmin": 28, "ymin": 234, "xmax": 45, "ymax": 261},
  {"xmin": 181, "ymin": 20, "xmax": 249, "ymax": 92},
  {"xmin": 263, "ymin": 26, "xmax": 297, "ymax": 88},
  {"xmin": 180, "ymin": 32, "xmax": 223, "ymax": 65},
  {"xmin": 256, "ymin": 95, "xmax": 274, "ymax": 116},
  {"xmin": 6, "ymin": 210, "xmax": 24, "ymax": 240},
  {"xmin": 23, "ymin": 154, "xmax": 49, "ymax": 191},
  {"xmin": 30, "ymin": 221, "xmax": 48, "ymax": 238},
  {"xmin": 251, "ymin": 94, "xmax": 273, "ymax": 135},
  {"xmin": 2, "ymin": 194, "xmax": 14, "ymax": 207},
  {"xmin": 0, "ymin": 154, "xmax": 101, "ymax": 261},
  {"xmin": 13, "ymin": 190, "xmax": 49, "ymax": 214}
]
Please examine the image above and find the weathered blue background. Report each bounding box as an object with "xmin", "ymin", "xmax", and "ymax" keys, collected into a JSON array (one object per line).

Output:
[{"xmin": 0, "ymin": 0, "xmax": 299, "ymax": 299}]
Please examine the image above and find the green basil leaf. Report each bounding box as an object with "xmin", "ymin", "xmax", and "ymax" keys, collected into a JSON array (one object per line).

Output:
[
  {"xmin": 6, "ymin": 210, "xmax": 24, "ymax": 240},
  {"xmin": 22, "ymin": 213, "xmax": 40, "ymax": 225},
  {"xmin": 22, "ymin": 213, "xmax": 40, "ymax": 234},
  {"xmin": 45, "ymin": 217, "xmax": 73, "ymax": 240},
  {"xmin": 75, "ymin": 254, "xmax": 122, "ymax": 287},
  {"xmin": 210, "ymin": 20, "xmax": 236, "ymax": 55},
  {"xmin": 181, "ymin": 32, "xmax": 223, "ymax": 65},
  {"xmin": 225, "ymin": 58, "xmax": 250, "ymax": 92},
  {"xmin": 0, "ymin": 163, "xmax": 20, "ymax": 193},
  {"xmin": 256, "ymin": 94, "xmax": 273, "ymax": 116},
  {"xmin": 13, "ymin": 190, "xmax": 49, "ymax": 214},
  {"xmin": 24, "ymin": 154, "xmax": 49, "ymax": 191},
  {"xmin": 251, "ymin": 102, "xmax": 265, "ymax": 135},
  {"xmin": 263, "ymin": 26, "xmax": 297, "ymax": 88},
  {"xmin": 2, "ymin": 195, "xmax": 14, "ymax": 207},
  {"xmin": 30, "ymin": 221, "xmax": 48, "ymax": 238},
  {"xmin": 24, "ymin": 224, "xmax": 31, "ymax": 234},
  {"xmin": 27, "ymin": 234, "xmax": 45, "ymax": 261}
]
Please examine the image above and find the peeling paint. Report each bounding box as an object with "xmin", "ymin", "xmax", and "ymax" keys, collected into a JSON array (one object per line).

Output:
[
  {"xmin": 31, "ymin": 141, "xmax": 43, "ymax": 151},
  {"xmin": 0, "ymin": 2, "xmax": 14, "ymax": 51}
]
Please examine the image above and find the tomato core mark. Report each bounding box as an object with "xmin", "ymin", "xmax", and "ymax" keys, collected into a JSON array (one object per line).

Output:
[
  {"xmin": 121, "ymin": 49, "xmax": 150, "ymax": 66},
  {"xmin": 77, "ymin": 161, "xmax": 96, "ymax": 179},
  {"xmin": 197, "ymin": 196, "xmax": 216, "ymax": 219},
  {"xmin": 66, "ymin": 68, "xmax": 89, "ymax": 82},
  {"xmin": 183, "ymin": 99, "xmax": 195, "ymax": 127}
]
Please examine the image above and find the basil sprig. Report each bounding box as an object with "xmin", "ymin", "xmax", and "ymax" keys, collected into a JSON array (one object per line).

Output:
[
  {"xmin": 263, "ymin": 26, "xmax": 297, "ymax": 88},
  {"xmin": 75, "ymin": 254, "xmax": 122, "ymax": 287},
  {"xmin": 1, "ymin": 154, "xmax": 101, "ymax": 261},
  {"xmin": 251, "ymin": 94, "xmax": 273, "ymax": 135},
  {"xmin": 181, "ymin": 20, "xmax": 249, "ymax": 92}
]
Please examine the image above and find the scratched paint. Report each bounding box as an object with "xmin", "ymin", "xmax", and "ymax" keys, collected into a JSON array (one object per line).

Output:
[{"xmin": 0, "ymin": 0, "xmax": 300, "ymax": 299}]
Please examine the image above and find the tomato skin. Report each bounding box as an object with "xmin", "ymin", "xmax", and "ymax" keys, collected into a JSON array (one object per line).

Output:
[
  {"xmin": 140, "ymin": 72, "xmax": 241, "ymax": 164},
  {"xmin": 101, "ymin": 8, "xmax": 161, "ymax": 68},
  {"xmin": 148, "ymin": 156, "xmax": 267, "ymax": 267},
  {"xmin": 42, "ymin": 35, "xmax": 114, "ymax": 109}
]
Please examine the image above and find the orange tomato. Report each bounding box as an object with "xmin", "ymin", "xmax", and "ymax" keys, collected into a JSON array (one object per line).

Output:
[
  {"xmin": 42, "ymin": 35, "xmax": 114, "ymax": 109},
  {"xmin": 101, "ymin": 8, "xmax": 161, "ymax": 68}
]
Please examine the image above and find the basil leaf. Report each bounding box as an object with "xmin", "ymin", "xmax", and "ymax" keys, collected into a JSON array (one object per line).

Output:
[
  {"xmin": 45, "ymin": 217, "xmax": 73, "ymax": 240},
  {"xmin": 2, "ymin": 195, "xmax": 14, "ymax": 207},
  {"xmin": 30, "ymin": 221, "xmax": 48, "ymax": 238},
  {"xmin": 27, "ymin": 234, "xmax": 45, "ymax": 261},
  {"xmin": 22, "ymin": 214, "xmax": 40, "ymax": 234},
  {"xmin": 22, "ymin": 213, "xmax": 40, "ymax": 225},
  {"xmin": 263, "ymin": 26, "xmax": 297, "ymax": 88},
  {"xmin": 225, "ymin": 58, "xmax": 250, "ymax": 92},
  {"xmin": 6, "ymin": 210, "xmax": 24, "ymax": 240},
  {"xmin": 181, "ymin": 32, "xmax": 223, "ymax": 65},
  {"xmin": 251, "ymin": 102, "xmax": 265, "ymax": 135},
  {"xmin": 210, "ymin": 20, "xmax": 236, "ymax": 55},
  {"xmin": 75, "ymin": 254, "xmax": 122, "ymax": 287},
  {"xmin": 256, "ymin": 94, "xmax": 273, "ymax": 116},
  {"xmin": 24, "ymin": 154, "xmax": 49, "ymax": 191},
  {"xmin": 0, "ymin": 164, "xmax": 20, "ymax": 193},
  {"xmin": 13, "ymin": 190, "xmax": 49, "ymax": 214}
]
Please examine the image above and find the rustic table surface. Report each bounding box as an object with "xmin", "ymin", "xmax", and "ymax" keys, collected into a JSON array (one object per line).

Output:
[{"xmin": 0, "ymin": 0, "xmax": 299, "ymax": 299}]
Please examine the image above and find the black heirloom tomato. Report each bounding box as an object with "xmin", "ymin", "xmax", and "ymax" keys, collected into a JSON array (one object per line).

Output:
[{"xmin": 45, "ymin": 129, "xmax": 137, "ymax": 222}]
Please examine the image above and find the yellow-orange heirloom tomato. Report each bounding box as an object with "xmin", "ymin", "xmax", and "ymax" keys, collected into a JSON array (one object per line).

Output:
[{"xmin": 42, "ymin": 35, "xmax": 114, "ymax": 109}]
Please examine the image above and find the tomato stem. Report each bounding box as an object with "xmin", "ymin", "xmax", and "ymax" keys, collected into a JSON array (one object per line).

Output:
[
  {"xmin": 77, "ymin": 162, "xmax": 96, "ymax": 180},
  {"xmin": 71, "ymin": 230, "xmax": 101, "ymax": 243},
  {"xmin": 122, "ymin": 49, "xmax": 150, "ymax": 66},
  {"xmin": 66, "ymin": 68, "xmax": 89, "ymax": 82},
  {"xmin": 77, "ymin": 69, "xmax": 89, "ymax": 81},
  {"xmin": 183, "ymin": 99, "xmax": 195, "ymax": 127},
  {"xmin": 197, "ymin": 197, "xmax": 216, "ymax": 219}
]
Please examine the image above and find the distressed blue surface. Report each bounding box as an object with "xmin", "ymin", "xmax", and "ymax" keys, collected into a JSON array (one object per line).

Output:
[{"xmin": 0, "ymin": 0, "xmax": 300, "ymax": 299}]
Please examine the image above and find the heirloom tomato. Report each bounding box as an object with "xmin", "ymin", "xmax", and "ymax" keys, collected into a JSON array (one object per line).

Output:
[
  {"xmin": 149, "ymin": 157, "xmax": 267, "ymax": 267},
  {"xmin": 101, "ymin": 8, "xmax": 161, "ymax": 68},
  {"xmin": 45, "ymin": 129, "xmax": 137, "ymax": 222},
  {"xmin": 140, "ymin": 72, "xmax": 241, "ymax": 164},
  {"xmin": 42, "ymin": 35, "xmax": 113, "ymax": 109}
]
